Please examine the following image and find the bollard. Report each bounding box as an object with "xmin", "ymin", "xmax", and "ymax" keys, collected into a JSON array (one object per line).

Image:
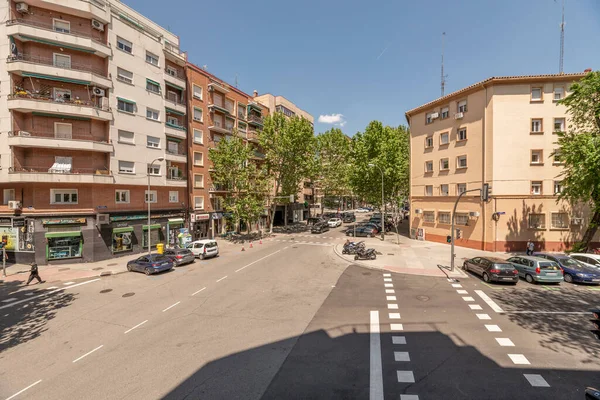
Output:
[
  {"xmin": 259, "ymin": 240, "xmax": 262, "ymax": 245},
  {"xmin": 241, "ymin": 246, "xmax": 245, "ymax": 252},
  {"xmin": 250, "ymin": 242, "xmax": 253, "ymax": 248}
]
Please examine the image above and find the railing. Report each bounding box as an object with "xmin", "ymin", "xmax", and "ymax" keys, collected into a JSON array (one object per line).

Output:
[
  {"xmin": 10, "ymin": 166, "xmax": 111, "ymax": 175},
  {"xmin": 8, "ymin": 92, "xmax": 109, "ymax": 111},
  {"xmin": 165, "ymin": 121, "xmax": 186, "ymax": 131},
  {"xmin": 164, "ymin": 42, "xmax": 185, "ymax": 57},
  {"xmin": 248, "ymin": 114, "xmax": 264, "ymax": 125},
  {"xmin": 6, "ymin": 19, "xmax": 107, "ymax": 45},
  {"xmin": 166, "ymin": 149, "xmax": 187, "ymax": 157},
  {"xmin": 8, "ymin": 130, "xmax": 110, "ymax": 143},
  {"xmin": 7, "ymin": 53, "xmax": 107, "ymax": 77},
  {"xmin": 167, "ymin": 175, "xmax": 186, "ymax": 181},
  {"xmin": 165, "ymin": 96, "xmax": 186, "ymax": 107},
  {"xmin": 210, "ymin": 185, "xmax": 229, "ymax": 192},
  {"xmin": 164, "ymin": 68, "xmax": 186, "ymax": 80},
  {"xmin": 246, "ymin": 131, "xmax": 259, "ymax": 142}
]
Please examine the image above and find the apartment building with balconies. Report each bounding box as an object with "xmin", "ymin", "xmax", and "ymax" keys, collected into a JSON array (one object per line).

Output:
[
  {"xmin": 0, "ymin": 0, "xmax": 187, "ymax": 264},
  {"xmin": 406, "ymin": 72, "xmax": 600, "ymax": 252}
]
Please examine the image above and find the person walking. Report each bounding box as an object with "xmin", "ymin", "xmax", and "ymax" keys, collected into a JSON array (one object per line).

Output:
[
  {"xmin": 526, "ymin": 240, "xmax": 534, "ymax": 256},
  {"xmin": 26, "ymin": 262, "xmax": 43, "ymax": 285}
]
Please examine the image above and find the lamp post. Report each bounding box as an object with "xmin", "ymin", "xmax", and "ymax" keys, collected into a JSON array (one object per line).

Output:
[
  {"xmin": 147, "ymin": 157, "xmax": 164, "ymax": 255},
  {"xmin": 368, "ymin": 163, "xmax": 385, "ymax": 241}
]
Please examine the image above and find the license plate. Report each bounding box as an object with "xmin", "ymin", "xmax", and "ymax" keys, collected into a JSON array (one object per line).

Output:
[
  {"xmin": 502, "ymin": 277, "xmax": 514, "ymax": 280},
  {"xmin": 546, "ymin": 273, "xmax": 557, "ymax": 276},
  {"xmin": 593, "ymin": 279, "xmax": 600, "ymax": 282}
]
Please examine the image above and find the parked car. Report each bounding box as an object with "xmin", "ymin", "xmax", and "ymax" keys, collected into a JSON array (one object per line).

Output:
[
  {"xmin": 127, "ymin": 254, "xmax": 174, "ymax": 275},
  {"xmin": 506, "ymin": 255, "xmax": 563, "ymax": 284},
  {"xmin": 311, "ymin": 222, "xmax": 330, "ymax": 234},
  {"xmin": 358, "ymin": 222, "xmax": 381, "ymax": 233},
  {"xmin": 534, "ymin": 253, "xmax": 600, "ymax": 284},
  {"xmin": 356, "ymin": 208, "xmax": 369, "ymax": 213},
  {"xmin": 328, "ymin": 218, "xmax": 342, "ymax": 228},
  {"xmin": 570, "ymin": 253, "xmax": 600, "ymax": 269},
  {"xmin": 342, "ymin": 214, "xmax": 356, "ymax": 223},
  {"xmin": 186, "ymin": 239, "xmax": 219, "ymax": 260},
  {"xmin": 462, "ymin": 257, "xmax": 519, "ymax": 284},
  {"xmin": 163, "ymin": 247, "xmax": 195, "ymax": 266},
  {"xmin": 346, "ymin": 225, "xmax": 376, "ymax": 237}
]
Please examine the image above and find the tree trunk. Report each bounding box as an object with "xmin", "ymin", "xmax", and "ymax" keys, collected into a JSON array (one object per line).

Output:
[{"xmin": 579, "ymin": 208, "xmax": 600, "ymax": 251}]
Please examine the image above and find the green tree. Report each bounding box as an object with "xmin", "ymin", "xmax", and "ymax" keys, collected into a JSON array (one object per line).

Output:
[
  {"xmin": 260, "ymin": 112, "xmax": 315, "ymax": 232},
  {"xmin": 555, "ymin": 71, "xmax": 600, "ymax": 251},
  {"xmin": 315, "ymin": 128, "xmax": 351, "ymax": 209}
]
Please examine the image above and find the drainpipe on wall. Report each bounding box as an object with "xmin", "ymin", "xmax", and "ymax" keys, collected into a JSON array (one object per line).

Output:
[{"xmin": 481, "ymin": 84, "xmax": 488, "ymax": 251}]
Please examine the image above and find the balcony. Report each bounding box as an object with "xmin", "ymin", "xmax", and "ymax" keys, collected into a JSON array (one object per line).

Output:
[
  {"xmin": 166, "ymin": 175, "xmax": 187, "ymax": 187},
  {"xmin": 208, "ymin": 122, "xmax": 232, "ymax": 135},
  {"xmin": 23, "ymin": 0, "xmax": 110, "ymax": 22},
  {"xmin": 208, "ymin": 82, "xmax": 230, "ymax": 94},
  {"xmin": 165, "ymin": 150, "xmax": 187, "ymax": 163},
  {"xmin": 7, "ymin": 53, "xmax": 111, "ymax": 89},
  {"xmin": 8, "ymin": 166, "xmax": 113, "ymax": 184},
  {"xmin": 164, "ymin": 68, "xmax": 186, "ymax": 89},
  {"xmin": 7, "ymin": 131, "xmax": 112, "ymax": 153},
  {"xmin": 165, "ymin": 121, "xmax": 187, "ymax": 138},
  {"xmin": 208, "ymin": 103, "xmax": 230, "ymax": 115},
  {"xmin": 165, "ymin": 96, "xmax": 186, "ymax": 115},
  {"xmin": 163, "ymin": 41, "xmax": 186, "ymax": 63},
  {"xmin": 8, "ymin": 93, "xmax": 112, "ymax": 121},
  {"xmin": 246, "ymin": 130, "xmax": 260, "ymax": 143},
  {"xmin": 6, "ymin": 19, "xmax": 111, "ymax": 58},
  {"xmin": 248, "ymin": 114, "xmax": 264, "ymax": 127},
  {"xmin": 209, "ymin": 184, "xmax": 229, "ymax": 193}
]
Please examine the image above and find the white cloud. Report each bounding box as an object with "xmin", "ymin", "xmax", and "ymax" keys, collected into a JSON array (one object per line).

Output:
[{"xmin": 318, "ymin": 113, "xmax": 346, "ymax": 127}]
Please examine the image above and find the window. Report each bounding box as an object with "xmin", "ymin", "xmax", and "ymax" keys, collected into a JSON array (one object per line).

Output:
[
  {"xmin": 531, "ymin": 181, "xmax": 543, "ymax": 195},
  {"xmin": 145, "ymin": 190, "xmax": 157, "ymax": 203},
  {"xmin": 531, "ymin": 87, "xmax": 543, "ymax": 102},
  {"xmin": 554, "ymin": 118, "xmax": 565, "ymax": 133},
  {"xmin": 167, "ymin": 116, "xmax": 179, "ymax": 126},
  {"xmin": 528, "ymin": 213, "xmax": 546, "ymax": 229},
  {"xmin": 169, "ymin": 191, "xmax": 179, "ymax": 203},
  {"xmin": 146, "ymin": 52, "xmax": 159, "ymax": 66},
  {"xmin": 193, "ymin": 152, "xmax": 203, "ymax": 166},
  {"xmin": 53, "ymin": 19, "xmax": 70, "ymax": 33},
  {"xmin": 457, "ymin": 155, "xmax": 467, "ymax": 169},
  {"xmin": 238, "ymin": 121, "xmax": 247, "ymax": 133},
  {"xmin": 117, "ymin": 68, "xmax": 133, "ymax": 84},
  {"xmin": 440, "ymin": 132, "xmax": 449, "ymax": 145},
  {"xmin": 166, "ymin": 66, "xmax": 177, "ymax": 77},
  {"xmin": 118, "ymin": 130, "xmax": 134, "ymax": 144},
  {"xmin": 553, "ymin": 180, "xmax": 563, "ymax": 195},
  {"xmin": 115, "ymin": 190, "xmax": 130, "ymax": 204},
  {"xmin": 457, "ymin": 128, "xmax": 467, "ymax": 141},
  {"xmin": 455, "ymin": 213, "xmax": 469, "ymax": 226},
  {"xmin": 225, "ymin": 98, "xmax": 235, "ymax": 114},
  {"xmin": 193, "ymin": 129, "xmax": 203, "ymax": 144},
  {"xmin": 117, "ymin": 99, "xmax": 134, "ymax": 113},
  {"xmin": 423, "ymin": 211, "xmax": 435, "ymax": 223},
  {"xmin": 146, "ymin": 108, "xmax": 159, "ymax": 121},
  {"xmin": 238, "ymin": 103, "xmax": 246, "ymax": 119},
  {"xmin": 50, "ymin": 189, "xmax": 78, "ymax": 204},
  {"xmin": 440, "ymin": 158, "xmax": 449, "ymax": 171},
  {"xmin": 3, "ymin": 189, "xmax": 15, "ymax": 205},
  {"xmin": 426, "ymin": 112, "xmax": 435, "ymax": 124},
  {"xmin": 146, "ymin": 79, "xmax": 160, "ymax": 94},
  {"xmin": 53, "ymin": 53, "xmax": 71, "ymax": 69},
  {"xmin": 441, "ymin": 106, "xmax": 449, "ymax": 119},
  {"xmin": 553, "ymin": 149, "xmax": 562, "ymax": 164},
  {"xmin": 147, "ymin": 164, "xmax": 161, "ymax": 176},
  {"xmin": 194, "ymin": 174, "xmax": 204, "ymax": 188},
  {"xmin": 117, "ymin": 37, "xmax": 133, "ymax": 54},
  {"xmin": 457, "ymin": 183, "xmax": 467, "ymax": 194},
  {"xmin": 193, "ymin": 85, "xmax": 203, "ymax": 100},
  {"xmin": 554, "ymin": 86, "xmax": 564, "ymax": 101},
  {"xmin": 425, "ymin": 161, "xmax": 433, "ymax": 173},
  {"xmin": 118, "ymin": 160, "xmax": 135, "ymax": 174},
  {"xmin": 530, "ymin": 150, "xmax": 543, "ymax": 165},
  {"xmin": 194, "ymin": 196, "xmax": 204, "ymax": 210},
  {"xmin": 54, "ymin": 122, "xmax": 72, "ymax": 139},
  {"xmin": 440, "ymin": 184, "xmax": 449, "ymax": 196},
  {"xmin": 457, "ymin": 100, "xmax": 467, "ymax": 113},
  {"xmin": 438, "ymin": 212, "xmax": 451, "ymax": 224},
  {"xmin": 531, "ymin": 119, "xmax": 543, "ymax": 133},
  {"xmin": 147, "ymin": 136, "xmax": 160, "ymax": 148},
  {"xmin": 167, "ymin": 140, "xmax": 178, "ymax": 154},
  {"xmin": 194, "ymin": 107, "xmax": 203, "ymax": 122},
  {"xmin": 425, "ymin": 185, "xmax": 433, "ymax": 196},
  {"xmin": 425, "ymin": 136, "xmax": 433, "ymax": 148}
]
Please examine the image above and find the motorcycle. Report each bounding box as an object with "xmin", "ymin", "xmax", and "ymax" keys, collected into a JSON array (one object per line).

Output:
[
  {"xmin": 342, "ymin": 240, "xmax": 365, "ymax": 254},
  {"xmin": 354, "ymin": 247, "xmax": 377, "ymax": 260}
]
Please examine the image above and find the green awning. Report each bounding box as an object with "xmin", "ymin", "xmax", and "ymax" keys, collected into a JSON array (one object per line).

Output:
[
  {"xmin": 146, "ymin": 78, "xmax": 161, "ymax": 87},
  {"xmin": 22, "ymin": 72, "xmax": 91, "ymax": 86},
  {"xmin": 117, "ymin": 97, "xmax": 136, "ymax": 104},
  {"xmin": 120, "ymin": 14, "xmax": 145, "ymax": 30},
  {"xmin": 165, "ymin": 81, "xmax": 185, "ymax": 91},
  {"xmin": 112, "ymin": 227, "xmax": 133, "ymax": 234},
  {"xmin": 166, "ymin": 107, "xmax": 185, "ymax": 116},
  {"xmin": 247, "ymin": 103, "xmax": 262, "ymax": 112},
  {"xmin": 142, "ymin": 224, "xmax": 161, "ymax": 230},
  {"xmin": 20, "ymin": 35, "xmax": 96, "ymax": 53},
  {"xmin": 32, "ymin": 112, "xmax": 91, "ymax": 121},
  {"xmin": 45, "ymin": 231, "xmax": 82, "ymax": 238},
  {"xmin": 168, "ymin": 218, "xmax": 184, "ymax": 225}
]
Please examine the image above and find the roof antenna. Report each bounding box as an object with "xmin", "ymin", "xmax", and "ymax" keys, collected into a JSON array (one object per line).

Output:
[
  {"xmin": 559, "ymin": 0, "xmax": 565, "ymax": 74},
  {"xmin": 235, "ymin": 74, "xmax": 238, "ymax": 88},
  {"xmin": 441, "ymin": 32, "xmax": 447, "ymax": 97}
]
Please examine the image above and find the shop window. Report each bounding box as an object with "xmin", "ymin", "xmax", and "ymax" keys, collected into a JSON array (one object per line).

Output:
[
  {"xmin": 112, "ymin": 227, "xmax": 133, "ymax": 253},
  {"xmin": 46, "ymin": 232, "xmax": 82, "ymax": 260},
  {"xmin": 3, "ymin": 189, "xmax": 15, "ymax": 205},
  {"xmin": 142, "ymin": 225, "xmax": 163, "ymax": 248}
]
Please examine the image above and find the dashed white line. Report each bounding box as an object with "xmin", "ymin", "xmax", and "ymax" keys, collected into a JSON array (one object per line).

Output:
[
  {"xmin": 5, "ymin": 379, "xmax": 42, "ymax": 400},
  {"xmin": 385, "ymin": 289, "xmax": 395, "ymax": 293},
  {"xmin": 451, "ymin": 283, "xmax": 462, "ymax": 288},
  {"xmin": 124, "ymin": 320, "xmax": 148, "ymax": 334},
  {"xmin": 495, "ymin": 338, "xmax": 515, "ymax": 347},
  {"xmin": 389, "ymin": 313, "xmax": 401, "ymax": 319},
  {"xmin": 369, "ymin": 310, "xmax": 384, "ymax": 400},
  {"xmin": 388, "ymin": 304, "xmax": 398, "ymax": 309},
  {"xmin": 1, "ymin": 298, "xmax": 17, "ymax": 303},
  {"xmin": 462, "ymin": 297, "xmax": 475, "ymax": 302},
  {"xmin": 386, "ymin": 296, "xmax": 397, "ymax": 301},
  {"xmin": 474, "ymin": 290, "xmax": 504, "ymax": 313},
  {"xmin": 524, "ymin": 374, "xmax": 550, "ymax": 387},
  {"xmin": 162, "ymin": 301, "xmax": 180, "ymax": 312},
  {"xmin": 216, "ymin": 275, "xmax": 228, "ymax": 282},
  {"xmin": 390, "ymin": 324, "xmax": 404, "ymax": 331},
  {"xmin": 469, "ymin": 304, "xmax": 483, "ymax": 310},
  {"xmin": 63, "ymin": 281, "xmax": 75, "ymax": 285},
  {"xmin": 392, "ymin": 336, "xmax": 407, "ymax": 345},
  {"xmin": 485, "ymin": 324, "xmax": 502, "ymax": 332},
  {"xmin": 0, "ymin": 279, "xmax": 100, "ymax": 310},
  {"xmin": 72, "ymin": 345, "xmax": 103, "ymax": 363},
  {"xmin": 235, "ymin": 249, "xmax": 282, "ymax": 272},
  {"xmin": 457, "ymin": 290, "xmax": 468, "ymax": 294},
  {"xmin": 384, "ymin": 278, "xmax": 392, "ymax": 282},
  {"xmin": 383, "ymin": 273, "xmax": 391, "ymax": 277},
  {"xmin": 394, "ymin": 351, "xmax": 411, "ymax": 362},
  {"xmin": 25, "ymin": 293, "xmax": 34, "ymax": 296},
  {"xmin": 508, "ymin": 354, "xmax": 530, "ymax": 365},
  {"xmin": 400, "ymin": 395, "xmax": 420, "ymax": 400},
  {"xmin": 384, "ymin": 283, "xmax": 393, "ymax": 288},
  {"xmin": 476, "ymin": 314, "xmax": 491, "ymax": 320},
  {"xmin": 191, "ymin": 287, "xmax": 206, "ymax": 296},
  {"xmin": 396, "ymin": 370, "xmax": 415, "ymax": 383},
  {"xmin": 46, "ymin": 286, "xmax": 58, "ymax": 290}
]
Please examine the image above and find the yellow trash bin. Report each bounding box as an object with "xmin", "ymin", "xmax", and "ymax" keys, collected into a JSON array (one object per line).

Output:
[{"xmin": 156, "ymin": 243, "xmax": 164, "ymax": 254}]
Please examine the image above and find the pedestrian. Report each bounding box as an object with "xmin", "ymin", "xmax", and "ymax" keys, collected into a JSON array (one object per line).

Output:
[
  {"xmin": 26, "ymin": 262, "xmax": 43, "ymax": 285},
  {"xmin": 526, "ymin": 240, "xmax": 534, "ymax": 256}
]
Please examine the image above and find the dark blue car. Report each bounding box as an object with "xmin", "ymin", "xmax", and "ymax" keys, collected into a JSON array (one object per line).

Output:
[
  {"xmin": 534, "ymin": 253, "xmax": 600, "ymax": 284},
  {"xmin": 127, "ymin": 254, "xmax": 174, "ymax": 275}
]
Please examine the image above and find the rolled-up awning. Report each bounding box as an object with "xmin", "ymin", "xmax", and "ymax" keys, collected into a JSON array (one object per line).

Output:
[
  {"xmin": 142, "ymin": 224, "xmax": 161, "ymax": 230},
  {"xmin": 45, "ymin": 231, "xmax": 81, "ymax": 238},
  {"xmin": 112, "ymin": 227, "xmax": 134, "ymax": 234}
]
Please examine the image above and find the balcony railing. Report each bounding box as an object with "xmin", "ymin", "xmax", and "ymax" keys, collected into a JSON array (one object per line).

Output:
[
  {"xmin": 167, "ymin": 175, "xmax": 186, "ymax": 181},
  {"xmin": 246, "ymin": 131, "xmax": 259, "ymax": 142},
  {"xmin": 7, "ymin": 53, "xmax": 107, "ymax": 77},
  {"xmin": 165, "ymin": 96, "xmax": 186, "ymax": 107},
  {"xmin": 164, "ymin": 42, "xmax": 185, "ymax": 57},
  {"xmin": 166, "ymin": 149, "xmax": 187, "ymax": 157},
  {"xmin": 209, "ymin": 185, "xmax": 229, "ymax": 192},
  {"xmin": 6, "ymin": 18, "xmax": 107, "ymax": 45},
  {"xmin": 248, "ymin": 114, "xmax": 264, "ymax": 126},
  {"xmin": 164, "ymin": 68, "xmax": 185, "ymax": 80},
  {"xmin": 165, "ymin": 121, "xmax": 186, "ymax": 131},
  {"xmin": 10, "ymin": 166, "xmax": 111, "ymax": 175},
  {"xmin": 8, "ymin": 92, "xmax": 109, "ymax": 111},
  {"xmin": 8, "ymin": 130, "xmax": 110, "ymax": 143}
]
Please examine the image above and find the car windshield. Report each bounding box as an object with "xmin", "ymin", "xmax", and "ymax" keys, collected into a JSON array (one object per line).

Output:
[
  {"xmin": 493, "ymin": 263, "xmax": 514, "ymax": 270},
  {"xmin": 556, "ymin": 257, "xmax": 583, "ymax": 268},
  {"xmin": 539, "ymin": 262, "xmax": 560, "ymax": 270}
]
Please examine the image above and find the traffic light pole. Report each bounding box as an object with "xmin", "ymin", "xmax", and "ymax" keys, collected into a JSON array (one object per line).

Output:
[{"xmin": 450, "ymin": 188, "xmax": 483, "ymax": 272}]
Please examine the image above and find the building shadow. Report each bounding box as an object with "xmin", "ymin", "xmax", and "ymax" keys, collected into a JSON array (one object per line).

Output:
[{"xmin": 504, "ymin": 201, "xmax": 546, "ymax": 252}]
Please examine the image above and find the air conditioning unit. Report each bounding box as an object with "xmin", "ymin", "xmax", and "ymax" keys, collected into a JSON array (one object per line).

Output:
[
  {"xmin": 469, "ymin": 211, "xmax": 480, "ymax": 218},
  {"xmin": 454, "ymin": 112, "xmax": 464, "ymax": 120},
  {"xmin": 571, "ymin": 217, "xmax": 583, "ymax": 225},
  {"xmin": 16, "ymin": 3, "xmax": 28, "ymax": 13},
  {"xmin": 430, "ymin": 112, "xmax": 439, "ymax": 119},
  {"xmin": 414, "ymin": 209, "xmax": 423, "ymax": 214},
  {"xmin": 8, "ymin": 201, "xmax": 22, "ymax": 210},
  {"xmin": 96, "ymin": 213, "xmax": 109, "ymax": 225},
  {"xmin": 92, "ymin": 87, "xmax": 105, "ymax": 97},
  {"xmin": 91, "ymin": 19, "xmax": 105, "ymax": 31}
]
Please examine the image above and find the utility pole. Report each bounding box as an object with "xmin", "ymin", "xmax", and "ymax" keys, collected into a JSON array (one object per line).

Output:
[
  {"xmin": 559, "ymin": 0, "xmax": 565, "ymax": 74},
  {"xmin": 441, "ymin": 32, "xmax": 447, "ymax": 97}
]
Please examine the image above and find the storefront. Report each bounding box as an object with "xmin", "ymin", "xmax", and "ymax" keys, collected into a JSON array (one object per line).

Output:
[
  {"xmin": 192, "ymin": 213, "xmax": 210, "ymax": 240},
  {"xmin": 111, "ymin": 226, "xmax": 134, "ymax": 253},
  {"xmin": 45, "ymin": 231, "xmax": 83, "ymax": 261},
  {"xmin": 167, "ymin": 218, "xmax": 184, "ymax": 247},
  {"xmin": 142, "ymin": 224, "xmax": 163, "ymax": 248},
  {"xmin": 0, "ymin": 216, "xmax": 36, "ymax": 263}
]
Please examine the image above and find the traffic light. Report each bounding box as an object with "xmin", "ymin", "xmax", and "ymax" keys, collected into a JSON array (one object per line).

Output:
[
  {"xmin": 456, "ymin": 229, "xmax": 462, "ymax": 239},
  {"xmin": 481, "ymin": 183, "xmax": 490, "ymax": 202},
  {"xmin": 446, "ymin": 235, "xmax": 452, "ymax": 243},
  {"xmin": 592, "ymin": 309, "xmax": 600, "ymax": 340}
]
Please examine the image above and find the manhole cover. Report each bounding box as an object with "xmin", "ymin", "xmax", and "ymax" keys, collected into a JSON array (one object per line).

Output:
[
  {"xmin": 387, "ymin": 253, "xmax": 395, "ymax": 256},
  {"xmin": 292, "ymin": 246, "xmax": 298, "ymax": 249},
  {"xmin": 416, "ymin": 295, "xmax": 430, "ymax": 302},
  {"xmin": 92, "ymin": 267, "xmax": 104, "ymax": 271},
  {"xmin": 362, "ymin": 272, "xmax": 371, "ymax": 276},
  {"xmin": 58, "ymin": 268, "xmax": 70, "ymax": 271},
  {"xmin": 100, "ymin": 289, "xmax": 112, "ymax": 294},
  {"xmin": 122, "ymin": 292, "xmax": 135, "ymax": 298},
  {"xmin": 107, "ymin": 263, "xmax": 117, "ymax": 267}
]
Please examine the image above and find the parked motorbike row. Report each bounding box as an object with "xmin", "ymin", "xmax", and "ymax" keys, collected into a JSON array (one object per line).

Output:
[{"xmin": 343, "ymin": 240, "xmax": 377, "ymax": 260}]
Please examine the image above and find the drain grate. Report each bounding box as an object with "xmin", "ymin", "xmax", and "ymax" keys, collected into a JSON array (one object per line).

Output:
[
  {"xmin": 107, "ymin": 263, "xmax": 118, "ymax": 267},
  {"xmin": 92, "ymin": 267, "xmax": 104, "ymax": 271},
  {"xmin": 58, "ymin": 268, "xmax": 70, "ymax": 271},
  {"xmin": 100, "ymin": 289, "xmax": 112, "ymax": 294},
  {"xmin": 387, "ymin": 253, "xmax": 395, "ymax": 256},
  {"xmin": 122, "ymin": 292, "xmax": 135, "ymax": 298}
]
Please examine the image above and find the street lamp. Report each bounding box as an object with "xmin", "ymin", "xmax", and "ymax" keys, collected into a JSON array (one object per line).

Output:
[
  {"xmin": 147, "ymin": 157, "xmax": 164, "ymax": 255},
  {"xmin": 368, "ymin": 163, "xmax": 385, "ymax": 241}
]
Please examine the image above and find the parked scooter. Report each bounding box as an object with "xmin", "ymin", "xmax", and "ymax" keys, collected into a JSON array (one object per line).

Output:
[
  {"xmin": 343, "ymin": 240, "xmax": 365, "ymax": 254},
  {"xmin": 354, "ymin": 247, "xmax": 377, "ymax": 260}
]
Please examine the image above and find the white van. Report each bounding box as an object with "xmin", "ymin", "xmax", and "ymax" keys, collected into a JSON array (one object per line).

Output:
[{"xmin": 187, "ymin": 239, "xmax": 219, "ymax": 260}]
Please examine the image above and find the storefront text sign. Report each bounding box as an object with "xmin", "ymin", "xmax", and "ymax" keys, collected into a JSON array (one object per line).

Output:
[
  {"xmin": 12, "ymin": 218, "xmax": 25, "ymax": 227},
  {"xmin": 42, "ymin": 218, "xmax": 87, "ymax": 225},
  {"xmin": 0, "ymin": 218, "xmax": 12, "ymax": 225},
  {"xmin": 111, "ymin": 212, "xmax": 183, "ymax": 222},
  {"xmin": 195, "ymin": 214, "xmax": 210, "ymax": 221}
]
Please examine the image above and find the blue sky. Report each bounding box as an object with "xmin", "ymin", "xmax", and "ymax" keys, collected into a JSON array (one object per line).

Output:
[{"xmin": 125, "ymin": 0, "xmax": 599, "ymax": 136}]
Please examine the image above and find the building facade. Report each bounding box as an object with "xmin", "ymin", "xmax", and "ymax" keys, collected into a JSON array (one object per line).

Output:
[
  {"xmin": 0, "ymin": 0, "xmax": 187, "ymax": 264},
  {"xmin": 406, "ymin": 72, "xmax": 600, "ymax": 252}
]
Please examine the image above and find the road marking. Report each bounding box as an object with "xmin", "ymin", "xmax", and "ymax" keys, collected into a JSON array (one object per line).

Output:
[
  {"xmin": 385, "ymin": 289, "xmax": 395, "ymax": 294},
  {"xmin": 389, "ymin": 313, "xmax": 401, "ymax": 319},
  {"xmin": 508, "ymin": 354, "xmax": 530, "ymax": 365},
  {"xmin": 63, "ymin": 281, "xmax": 75, "ymax": 285},
  {"xmin": 524, "ymin": 374, "xmax": 550, "ymax": 387},
  {"xmin": 25, "ymin": 293, "xmax": 34, "ymax": 296},
  {"xmin": 542, "ymin": 285, "xmax": 560, "ymax": 291},
  {"xmin": 383, "ymin": 273, "xmax": 391, "ymax": 277},
  {"xmin": 124, "ymin": 320, "xmax": 148, "ymax": 334},
  {"xmin": 235, "ymin": 249, "xmax": 282, "ymax": 272},
  {"xmin": 191, "ymin": 287, "xmax": 206, "ymax": 296},
  {"xmin": 485, "ymin": 324, "xmax": 502, "ymax": 332},
  {"xmin": 73, "ymin": 345, "xmax": 103, "ymax": 363},
  {"xmin": 476, "ymin": 313, "xmax": 491, "ymax": 320},
  {"xmin": 394, "ymin": 351, "xmax": 410, "ymax": 362},
  {"xmin": 0, "ymin": 279, "xmax": 100, "ymax": 310},
  {"xmin": 384, "ymin": 278, "xmax": 392, "ymax": 282},
  {"xmin": 451, "ymin": 283, "xmax": 462, "ymax": 288},
  {"xmin": 482, "ymin": 282, "xmax": 503, "ymax": 290},
  {"xmin": 578, "ymin": 299, "xmax": 590, "ymax": 304},
  {"xmin": 462, "ymin": 297, "xmax": 475, "ymax": 302},
  {"xmin": 469, "ymin": 304, "xmax": 483, "ymax": 310},
  {"xmin": 495, "ymin": 338, "xmax": 515, "ymax": 347},
  {"xmin": 384, "ymin": 283, "xmax": 393, "ymax": 287},
  {"xmin": 388, "ymin": 304, "xmax": 398, "ymax": 309},
  {"xmin": 369, "ymin": 311, "xmax": 384, "ymax": 400},
  {"xmin": 46, "ymin": 286, "xmax": 58, "ymax": 290},
  {"xmin": 1, "ymin": 298, "xmax": 17, "ymax": 303},
  {"xmin": 400, "ymin": 396, "xmax": 420, "ymax": 400},
  {"xmin": 474, "ymin": 290, "xmax": 504, "ymax": 312},
  {"xmin": 390, "ymin": 324, "xmax": 404, "ymax": 331},
  {"xmin": 386, "ymin": 296, "xmax": 397, "ymax": 301},
  {"xmin": 588, "ymin": 287, "xmax": 600, "ymax": 291},
  {"xmin": 396, "ymin": 371, "xmax": 415, "ymax": 383},
  {"xmin": 502, "ymin": 311, "xmax": 590, "ymax": 315},
  {"xmin": 216, "ymin": 275, "xmax": 228, "ymax": 283},
  {"xmin": 456, "ymin": 290, "xmax": 468, "ymax": 294},
  {"xmin": 392, "ymin": 336, "xmax": 406, "ymax": 345},
  {"xmin": 5, "ymin": 379, "xmax": 43, "ymax": 400},
  {"xmin": 162, "ymin": 301, "xmax": 180, "ymax": 312}
]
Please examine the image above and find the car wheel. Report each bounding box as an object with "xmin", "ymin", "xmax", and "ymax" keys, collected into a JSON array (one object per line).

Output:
[
  {"xmin": 354, "ymin": 255, "xmax": 358, "ymax": 260},
  {"xmin": 127, "ymin": 264, "xmax": 132, "ymax": 272},
  {"xmin": 463, "ymin": 263, "xmax": 468, "ymax": 271},
  {"xmin": 564, "ymin": 273, "xmax": 573, "ymax": 283},
  {"xmin": 144, "ymin": 268, "xmax": 151, "ymax": 276},
  {"xmin": 525, "ymin": 274, "xmax": 534, "ymax": 284},
  {"xmin": 370, "ymin": 254, "xmax": 376, "ymax": 260},
  {"xmin": 483, "ymin": 272, "xmax": 490, "ymax": 283},
  {"xmin": 200, "ymin": 254, "xmax": 205, "ymax": 260}
]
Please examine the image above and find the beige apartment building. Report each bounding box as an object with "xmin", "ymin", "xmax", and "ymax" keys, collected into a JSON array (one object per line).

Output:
[{"xmin": 406, "ymin": 72, "xmax": 600, "ymax": 252}]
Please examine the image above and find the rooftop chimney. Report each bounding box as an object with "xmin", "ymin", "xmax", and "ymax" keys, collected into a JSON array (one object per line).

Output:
[{"xmin": 253, "ymin": 90, "xmax": 258, "ymax": 98}]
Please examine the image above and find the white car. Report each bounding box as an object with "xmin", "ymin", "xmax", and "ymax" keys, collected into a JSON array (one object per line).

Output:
[
  {"xmin": 328, "ymin": 218, "xmax": 342, "ymax": 227},
  {"xmin": 186, "ymin": 239, "xmax": 219, "ymax": 260},
  {"xmin": 570, "ymin": 253, "xmax": 600, "ymax": 269},
  {"xmin": 356, "ymin": 208, "xmax": 369, "ymax": 213}
]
